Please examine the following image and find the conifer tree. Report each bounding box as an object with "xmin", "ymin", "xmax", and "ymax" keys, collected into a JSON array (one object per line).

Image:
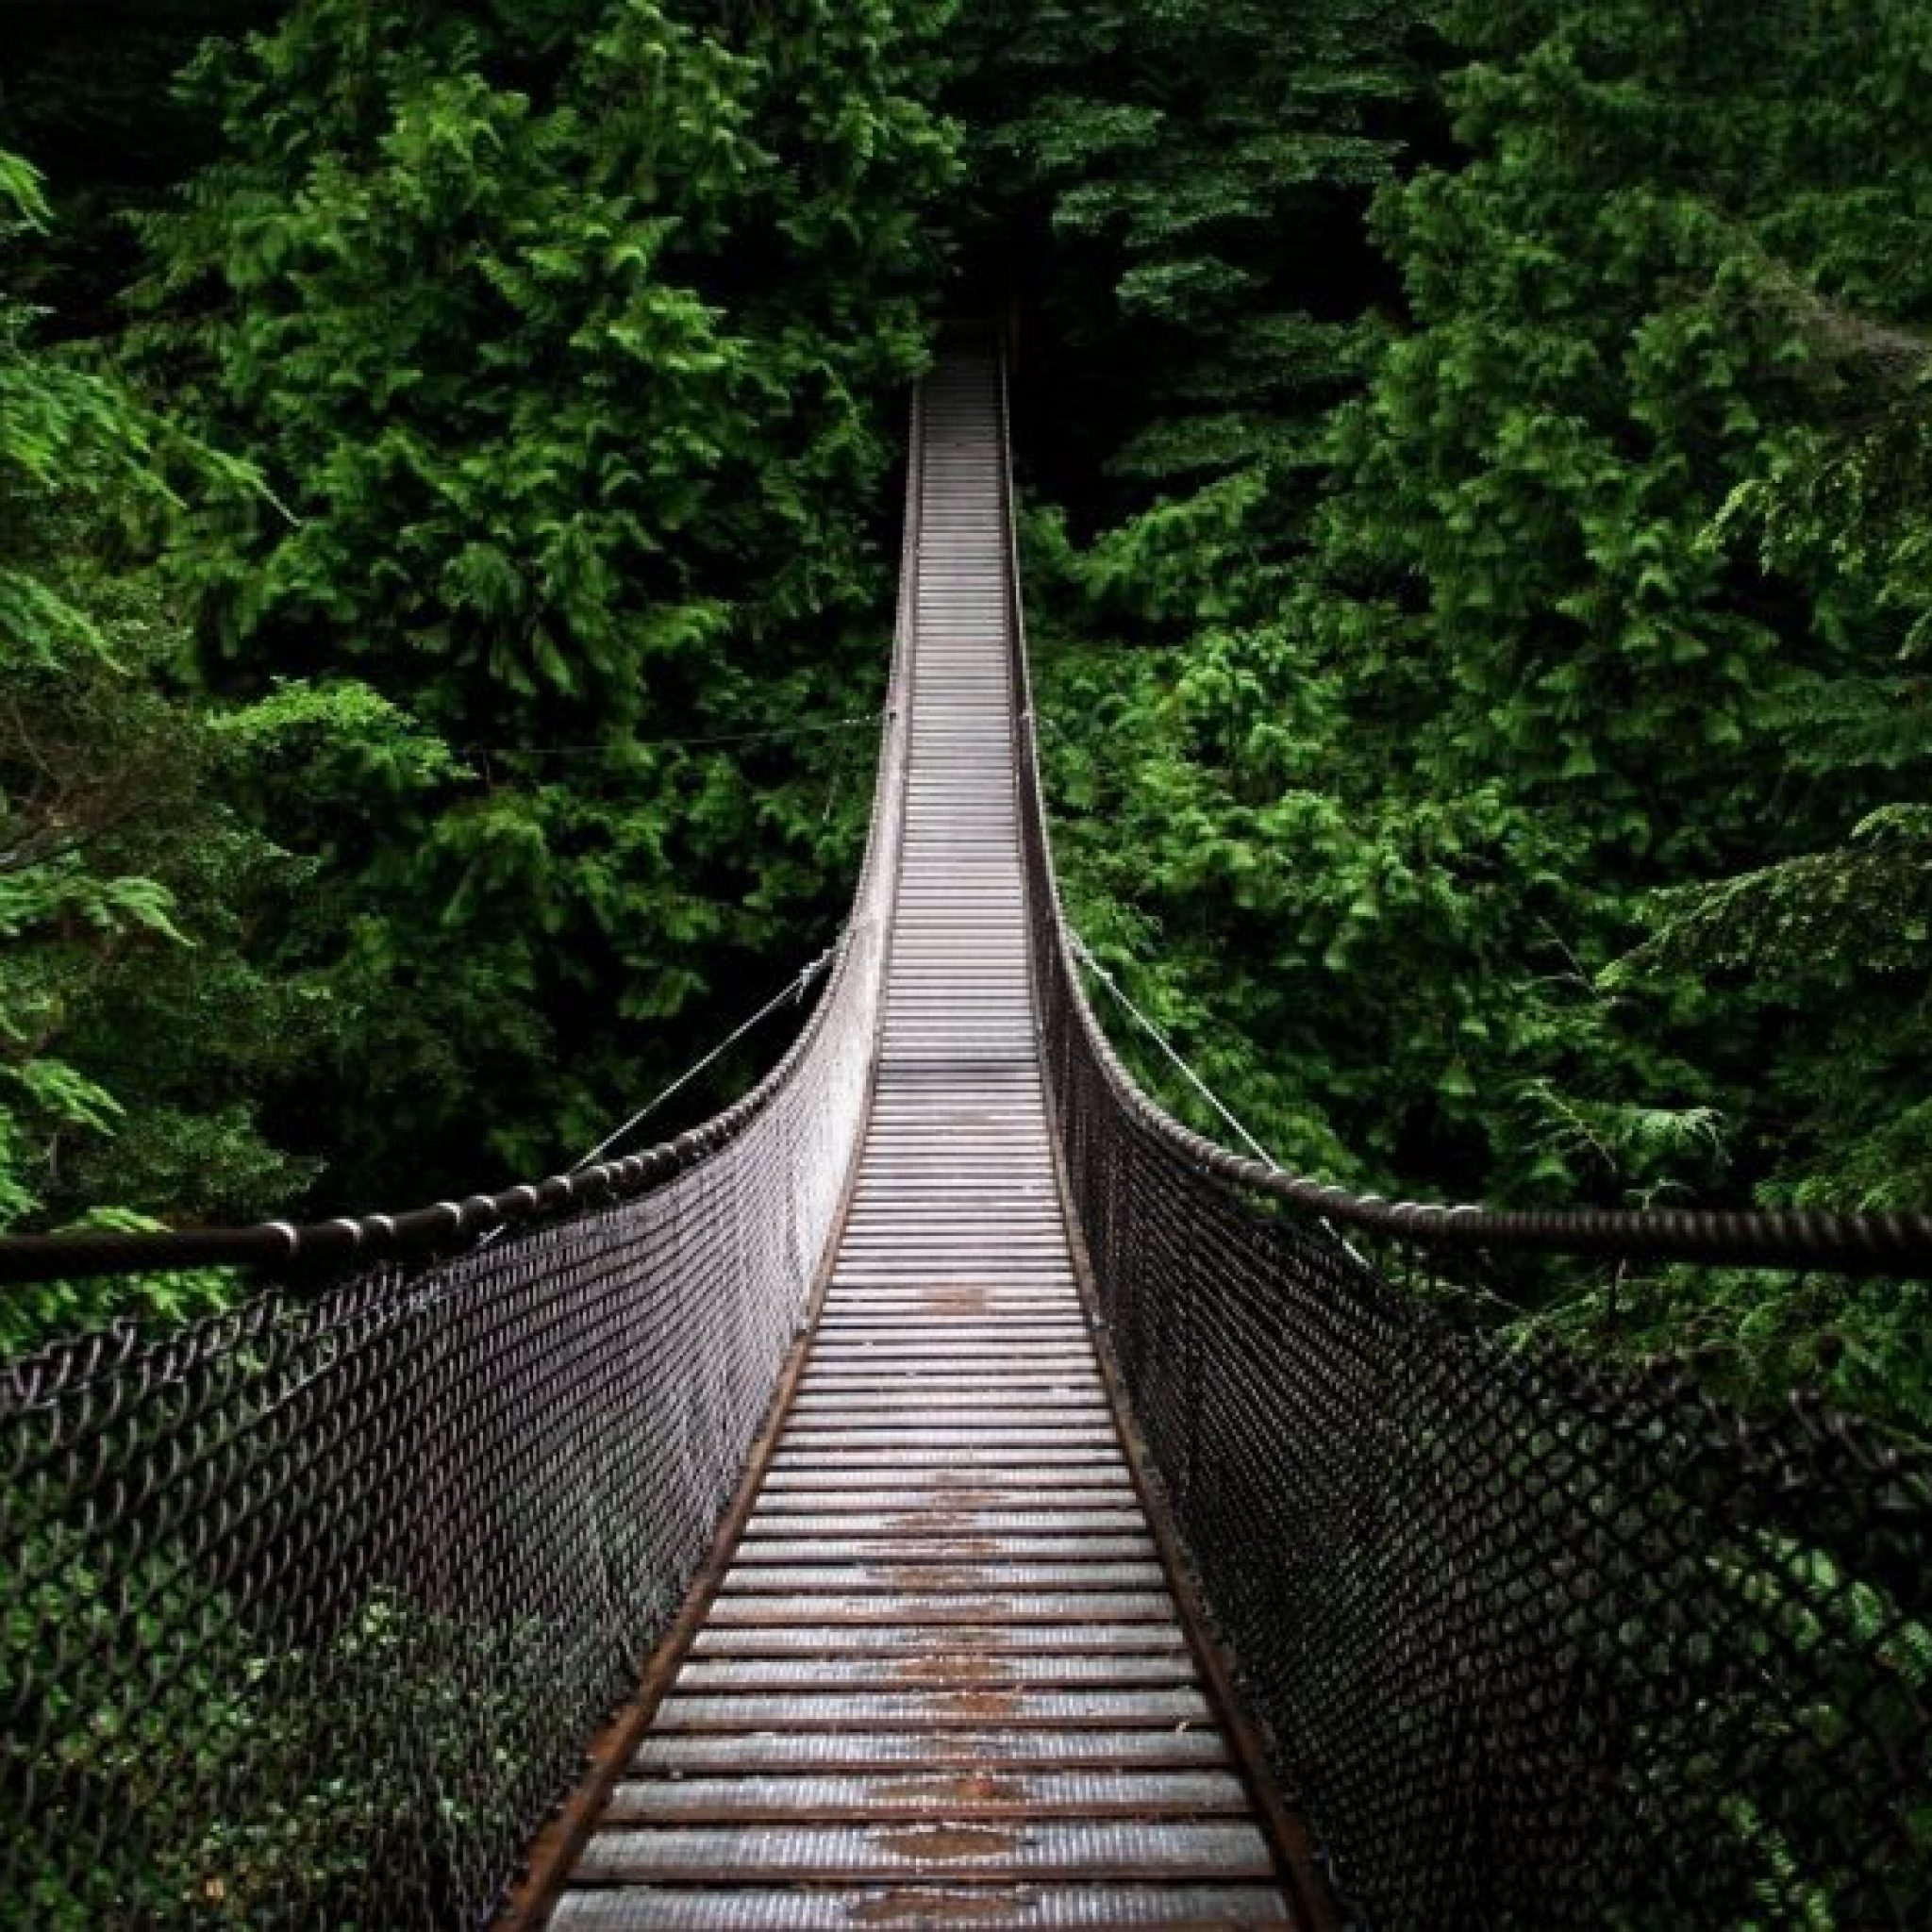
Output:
[
  {"xmin": 0, "ymin": 144, "xmax": 385, "ymax": 1341},
  {"xmin": 138, "ymin": 0, "xmax": 959, "ymax": 1195}
]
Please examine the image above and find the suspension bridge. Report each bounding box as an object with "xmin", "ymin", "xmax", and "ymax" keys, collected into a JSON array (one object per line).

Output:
[{"xmin": 4, "ymin": 337, "xmax": 1931, "ymax": 1930}]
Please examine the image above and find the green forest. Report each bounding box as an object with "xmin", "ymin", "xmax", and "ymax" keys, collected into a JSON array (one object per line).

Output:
[{"xmin": 3, "ymin": 0, "xmax": 1928, "ymax": 1422}]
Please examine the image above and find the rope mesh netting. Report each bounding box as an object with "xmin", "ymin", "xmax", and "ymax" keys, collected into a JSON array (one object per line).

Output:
[
  {"xmin": 996, "ymin": 391, "xmax": 1932, "ymax": 1923},
  {"xmin": 5, "ymin": 356, "xmax": 1932, "ymax": 1929},
  {"xmin": 0, "ymin": 424, "xmax": 918, "ymax": 1930},
  {"xmin": 3, "ymin": 959, "xmax": 897, "ymax": 1926},
  {"xmin": 1037, "ymin": 1022, "xmax": 1932, "ymax": 1925},
  {"xmin": 5, "ymin": 1151, "xmax": 841, "ymax": 1924}
]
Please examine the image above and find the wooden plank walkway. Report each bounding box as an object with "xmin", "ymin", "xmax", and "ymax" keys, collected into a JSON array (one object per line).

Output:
[{"xmin": 544, "ymin": 347, "xmax": 1297, "ymax": 1929}]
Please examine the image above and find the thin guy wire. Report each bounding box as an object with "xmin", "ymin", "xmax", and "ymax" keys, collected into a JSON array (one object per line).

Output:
[
  {"xmin": 568, "ymin": 946, "xmax": 838, "ymax": 1172},
  {"xmin": 466, "ymin": 946, "xmax": 839, "ymax": 1255},
  {"xmin": 1066, "ymin": 927, "xmax": 1384, "ymax": 1273},
  {"xmin": 1067, "ymin": 927, "xmax": 1280, "ymax": 1168}
]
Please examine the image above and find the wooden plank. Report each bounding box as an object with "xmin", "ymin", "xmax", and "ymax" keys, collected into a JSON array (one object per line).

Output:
[{"xmin": 544, "ymin": 342, "xmax": 1300, "ymax": 1932}]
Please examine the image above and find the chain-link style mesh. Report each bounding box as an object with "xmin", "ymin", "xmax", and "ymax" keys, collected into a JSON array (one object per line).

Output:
[
  {"xmin": 1041, "ymin": 1038, "xmax": 1932, "ymax": 1926},
  {"xmin": 993, "ymin": 373, "xmax": 1932, "ymax": 1925},
  {"xmin": 0, "ymin": 405, "xmax": 920, "ymax": 1930}
]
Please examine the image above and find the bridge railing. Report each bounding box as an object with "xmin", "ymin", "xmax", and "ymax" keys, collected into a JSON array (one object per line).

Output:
[
  {"xmin": 0, "ymin": 409, "xmax": 920, "ymax": 1931},
  {"xmin": 997, "ymin": 358, "xmax": 1932, "ymax": 1930}
]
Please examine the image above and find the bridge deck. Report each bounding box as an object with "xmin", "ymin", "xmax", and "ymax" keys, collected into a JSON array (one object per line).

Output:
[{"xmin": 545, "ymin": 349, "xmax": 1295, "ymax": 1928}]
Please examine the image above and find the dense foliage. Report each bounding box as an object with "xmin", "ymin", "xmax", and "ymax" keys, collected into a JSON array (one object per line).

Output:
[
  {"xmin": 2, "ymin": 0, "xmax": 1927, "ymax": 1417},
  {"xmin": 1, "ymin": 141, "xmax": 322, "ymax": 1348},
  {"xmin": 949, "ymin": 0, "xmax": 1437, "ymax": 1177},
  {"xmin": 990, "ymin": 0, "xmax": 1932, "ymax": 1424},
  {"xmin": 134, "ymin": 0, "xmax": 958, "ymax": 1198},
  {"xmin": 0, "ymin": 0, "xmax": 955, "ymax": 1312}
]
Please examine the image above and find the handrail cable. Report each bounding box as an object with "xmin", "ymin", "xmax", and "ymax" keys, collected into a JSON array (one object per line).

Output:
[{"xmin": 4, "ymin": 336, "xmax": 1928, "ymax": 1932}]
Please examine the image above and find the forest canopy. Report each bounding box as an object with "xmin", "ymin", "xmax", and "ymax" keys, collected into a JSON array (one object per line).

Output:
[{"xmin": 1, "ymin": 0, "xmax": 1927, "ymax": 1418}]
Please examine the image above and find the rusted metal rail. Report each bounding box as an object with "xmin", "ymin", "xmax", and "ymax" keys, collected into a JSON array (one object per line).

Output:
[{"xmin": 536, "ymin": 348, "xmax": 1306, "ymax": 1928}]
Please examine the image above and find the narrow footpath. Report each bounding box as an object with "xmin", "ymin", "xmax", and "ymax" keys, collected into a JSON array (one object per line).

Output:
[{"xmin": 545, "ymin": 345, "xmax": 1297, "ymax": 1931}]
